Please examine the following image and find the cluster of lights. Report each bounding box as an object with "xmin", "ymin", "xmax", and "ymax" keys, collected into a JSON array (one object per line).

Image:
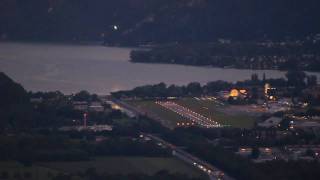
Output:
[
  {"xmin": 265, "ymin": 83, "xmax": 277, "ymax": 100},
  {"xmin": 194, "ymin": 96, "xmax": 217, "ymax": 101},
  {"xmin": 111, "ymin": 104, "xmax": 121, "ymax": 110},
  {"xmin": 156, "ymin": 101, "xmax": 221, "ymax": 128},
  {"xmin": 265, "ymin": 148, "xmax": 271, "ymax": 152}
]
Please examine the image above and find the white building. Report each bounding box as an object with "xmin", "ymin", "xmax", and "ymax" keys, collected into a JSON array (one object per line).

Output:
[
  {"xmin": 89, "ymin": 102, "xmax": 104, "ymax": 112},
  {"xmin": 73, "ymin": 101, "xmax": 88, "ymax": 111}
]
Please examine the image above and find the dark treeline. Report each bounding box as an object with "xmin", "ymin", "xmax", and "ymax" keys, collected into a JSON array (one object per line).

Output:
[
  {"xmin": 0, "ymin": 71, "xmax": 173, "ymax": 132},
  {"xmin": 54, "ymin": 170, "xmax": 204, "ymax": 180},
  {"xmin": 112, "ymin": 70, "xmax": 317, "ymax": 98},
  {"xmin": 0, "ymin": 70, "xmax": 317, "ymax": 131},
  {"xmin": 1, "ymin": 0, "xmax": 320, "ymax": 43},
  {"xmin": 0, "ymin": 132, "xmax": 170, "ymax": 163},
  {"xmin": 131, "ymin": 42, "xmax": 320, "ymax": 71},
  {"xmin": 112, "ymin": 81, "xmax": 231, "ymax": 98},
  {"xmin": 0, "ymin": 73, "xmax": 114, "ymax": 130}
]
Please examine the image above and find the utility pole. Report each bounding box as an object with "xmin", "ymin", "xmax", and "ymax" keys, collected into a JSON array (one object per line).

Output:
[{"xmin": 83, "ymin": 113, "xmax": 88, "ymax": 128}]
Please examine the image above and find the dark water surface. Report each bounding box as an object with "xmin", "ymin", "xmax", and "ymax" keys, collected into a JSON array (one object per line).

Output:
[{"xmin": 1, "ymin": 42, "xmax": 319, "ymax": 94}]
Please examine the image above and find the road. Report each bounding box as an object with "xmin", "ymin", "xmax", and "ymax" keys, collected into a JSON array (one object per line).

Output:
[
  {"xmin": 143, "ymin": 133, "xmax": 235, "ymax": 180},
  {"xmin": 112, "ymin": 99, "xmax": 235, "ymax": 180}
]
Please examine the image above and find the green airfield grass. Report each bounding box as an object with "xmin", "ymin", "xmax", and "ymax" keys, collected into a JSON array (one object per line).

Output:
[
  {"xmin": 39, "ymin": 157, "xmax": 206, "ymax": 178},
  {"xmin": 127, "ymin": 100, "xmax": 185, "ymax": 128},
  {"xmin": 127, "ymin": 98, "xmax": 255, "ymax": 129},
  {"xmin": 176, "ymin": 98, "xmax": 256, "ymax": 128}
]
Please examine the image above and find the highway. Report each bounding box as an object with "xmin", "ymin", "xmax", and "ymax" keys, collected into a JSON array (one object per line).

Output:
[
  {"xmin": 143, "ymin": 133, "xmax": 235, "ymax": 180},
  {"xmin": 112, "ymin": 99, "xmax": 235, "ymax": 180}
]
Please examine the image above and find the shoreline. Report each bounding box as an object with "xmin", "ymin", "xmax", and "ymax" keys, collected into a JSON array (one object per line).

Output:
[
  {"xmin": 1, "ymin": 42, "xmax": 319, "ymax": 94},
  {"xmin": 131, "ymin": 60, "xmax": 320, "ymax": 74}
]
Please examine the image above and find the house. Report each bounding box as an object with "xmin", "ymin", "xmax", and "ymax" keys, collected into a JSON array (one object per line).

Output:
[
  {"xmin": 89, "ymin": 102, "xmax": 104, "ymax": 112},
  {"xmin": 30, "ymin": 97, "xmax": 43, "ymax": 103},
  {"xmin": 73, "ymin": 101, "xmax": 88, "ymax": 111}
]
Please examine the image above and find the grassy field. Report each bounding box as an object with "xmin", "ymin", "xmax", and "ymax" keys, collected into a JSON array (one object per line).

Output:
[
  {"xmin": 127, "ymin": 98, "xmax": 256, "ymax": 129},
  {"xmin": 0, "ymin": 157, "xmax": 204, "ymax": 179},
  {"xmin": 127, "ymin": 100, "xmax": 185, "ymax": 128},
  {"xmin": 0, "ymin": 162, "xmax": 60, "ymax": 180},
  {"xmin": 39, "ymin": 157, "xmax": 206, "ymax": 178},
  {"xmin": 176, "ymin": 98, "xmax": 256, "ymax": 128}
]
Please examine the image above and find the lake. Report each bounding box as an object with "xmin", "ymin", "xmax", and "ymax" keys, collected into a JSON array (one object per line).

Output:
[{"xmin": 0, "ymin": 42, "xmax": 319, "ymax": 94}]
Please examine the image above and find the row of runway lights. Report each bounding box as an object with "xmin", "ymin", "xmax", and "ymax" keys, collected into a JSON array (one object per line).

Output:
[
  {"xmin": 157, "ymin": 101, "xmax": 219, "ymax": 127},
  {"xmin": 156, "ymin": 101, "xmax": 222, "ymax": 128},
  {"xmin": 174, "ymin": 110, "xmax": 218, "ymax": 127},
  {"xmin": 176, "ymin": 122, "xmax": 195, "ymax": 126}
]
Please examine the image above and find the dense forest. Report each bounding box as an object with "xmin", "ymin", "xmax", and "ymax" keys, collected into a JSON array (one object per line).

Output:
[
  {"xmin": 1, "ymin": 0, "xmax": 320, "ymax": 44},
  {"xmin": 112, "ymin": 70, "xmax": 318, "ymax": 99},
  {"xmin": 130, "ymin": 42, "xmax": 320, "ymax": 71}
]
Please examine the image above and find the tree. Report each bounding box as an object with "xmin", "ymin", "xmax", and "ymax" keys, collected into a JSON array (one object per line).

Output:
[
  {"xmin": 262, "ymin": 73, "xmax": 266, "ymax": 82},
  {"xmin": 73, "ymin": 91, "xmax": 91, "ymax": 101},
  {"xmin": 23, "ymin": 172, "xmax": 32, "ymax": 179},
  {"xmin": 251, "ymin": 147, "xmax": 260, "ymax": 159},
  {"xmin": 85, "ymin": 168, "xmax": 98, "ymax": 179},
  {"xmin": 307, "ymin": 75, "xmax": 317, "ymax": 87},
  {"xmin": 205, "ymin": 81, "xmax": 232, "ymax": 93},
  {"xmin": 251, "ymin": 87, "xmax": 259, "ymax": 100},
  {"xmin": 52, "ymin": 174, "xmax": 72, "ymax": 180},
  {"xmin": 285, "ymin": 70, "xmax": 306, "ymax": 88},
  {"xmin": 13, "ymin": 172, "xmax": 21, "ymax": 179},
  {"xmin": 167, "ymin": 85, "xmax": 183, "ymax": 97},
  {"xmin": 279, "ymin": 117, "xmax": 291, "ymax": 130},
  {"xmin": 306, "ymin": 149, "xmax": 315, "ymax": 157},
  {"xmin": 0, "ymin": 171, "xmax": 9, "ymax": 179},
  {"xmin": 153, "ymin": 82, "xmax": 167, "ymax": 97},
  {"xmin": 186, "ymin": 82, "xmax": 202, "ymax": 96},
  {"xmin": 251, "ymin": 73, "xmax": 259, "ymax": 82}
]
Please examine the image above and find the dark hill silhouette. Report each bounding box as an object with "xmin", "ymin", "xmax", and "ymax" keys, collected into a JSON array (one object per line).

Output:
[
  {"xmin": 0, "ymin": 72, "xmax": 31, "ymax": 129},
  {"xmin": 0, "ymin": 0, "xmax": 320, "ymax": 44}
]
